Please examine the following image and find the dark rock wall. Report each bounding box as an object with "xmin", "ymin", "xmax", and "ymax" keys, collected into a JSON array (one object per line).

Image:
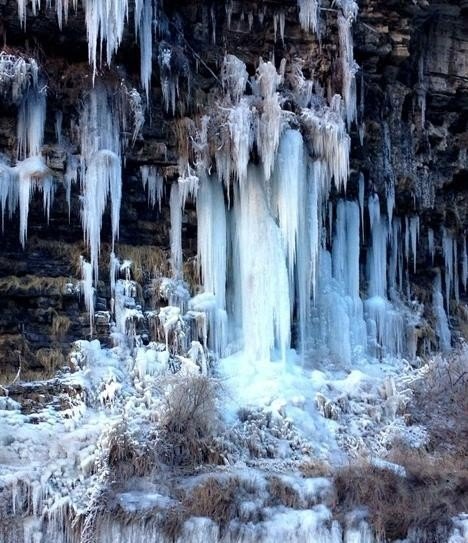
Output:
[{"xmin": 0, "ymin": 0, "xmax": 466, "ymax": 378}]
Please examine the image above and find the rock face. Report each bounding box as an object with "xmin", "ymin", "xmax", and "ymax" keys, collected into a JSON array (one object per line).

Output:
[{"xmin": 0, "ymin": 0, "xmax": 466, "ymax": 378}]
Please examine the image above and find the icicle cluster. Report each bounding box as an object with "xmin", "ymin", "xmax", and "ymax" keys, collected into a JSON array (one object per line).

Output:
[
  {"xmin": 80, "ymin": 84, "xmax": 122, "ymax": 281},
  {"xmin": 297, "ymin": 0, "xmax": 320, "ymax": 35}
]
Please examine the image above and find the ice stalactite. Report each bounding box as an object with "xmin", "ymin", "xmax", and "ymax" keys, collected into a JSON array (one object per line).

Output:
[
  {"xmin": 273, "ymin": 11, "xmax": 285, "ymax": 44},
  {"xmin": 442, "ymin": 227, "xmax": 454, "ymax": 313},
  {"xmin": 140, "ymin": 165, "xmax": 164, "ymax": 210},
  {"xmin": 15, "ymin": 156, "xmax": 53, "ymax": 248},
  {"xmin": 196, "ymin": 175, "xmax": 228, "ymax": 355},
  {"xmin": 297, "ymin": 0, "xmax": 320, "ymax": 35},
  {"xmin": 273, "ymin": 129, "xmax": 304, "ymax": 291},
  {"xmin": 312, "ymin": 199, "xmax": 366, "ymax": 365},
  {"xmin": 80, "ymin": 257, "xmax": 95, "ymax": 333},
  {"xmin": 80, "ymin": 84, "xmax": 122, "ymax": 281},
  {"xmin": 0, "ymin": 52, "xmax": 39, "ymax": 106},
  {"xmin": 302, "ymin": 95, "xmax": 350, "ymax": 192},
  {"xmin": 138, "ymin": 0, "xmax": 154, "ymax": 99},
  {"xmin": 170, "ymin": 182, "xmax": 183, "ymax": 278},
  {"xmin": 336, "ymin": 0, "xmax": 359, "ymax": 127},
  {"xmin": 365, "ymin": 195, "xmax": 404, "ymax": 359},
  {"xmin": 462, "ymin": 236, "xmax": 467, "ymax": 292},
  {"xmin": 17, "ymin": 87, "xmax": 46, "ymax": 159},
  {"xmin": 388, "ymin": 217, "xmax": 403, "ymax": 294},
  {"xmin": 228, "ymin": 98, "xmax": 254, "ymax": 186},
  {"xmin": 158, "ymin": 45, "xmax": 177, "ymax": 115},
  {"xmin": 255, "ymin": 61, "xmax": 283, "ymax": 182},
  {"xmin": 234, "ymin": 165, "xmax": 290, "ymax": 364},
  {"xmin": 433, "ymin": 270, "xmax": 451, "ymax": 351},
  {"xmin": 427, "ymin": 228, "xmax": 435, "ymax": 265},
  {"xmin": 18, "ymin": 0, "xmax": 155, "ymax": 95},
  {"xmin": 358, "ymin": 172, "xmax": 365, "ymax": 239},
  {"xmin": 221, "ymin": 54, "xmax": 249, "ymax": 103},
  {"xmin": 84, "ymin": 0, "xmax": 129, "ymax": 81},
  {"xmin": 409, "ymin": 216, "xmax": 420, "ymax": 273}
]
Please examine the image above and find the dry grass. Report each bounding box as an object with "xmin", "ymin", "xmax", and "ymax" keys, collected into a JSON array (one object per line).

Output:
[
  {"xmin": 298, "ymin": 458, "xmax": 332, "ymax": 478},
  {"xmin": 36, "ymin": 347, "xmax": 65, "ymax": 373},
  {"xmin": 28, "ymin": 238, "xmax": 85, "ymax": 275},
  {"xmin": 111, "ymin": 244, "xmax": 170, "ymax": 283},
  {"xmin": 51, "ymin": 313, "xmax": 71, "ymax": 340},
  {"xmin": 158, "ymin": 375, "xmax": 225, "ymax": 467},
  {"xmin": 105, "ymin": 420, "xmax": 154, "ymax": 479},
  {"xmin": 0, "ymin": 275, "xmax": 69, "ymax": 296},
  {"xmin": 183, "ymin": 477, "xmax": 239, "ymax": 526},
  {"xmin": 267, "ymin": 476, "xmax": 303, "ymax": 509},
  {"xmin": 334, "ymin": 450, "xmax": 468, "ymax": 542}
]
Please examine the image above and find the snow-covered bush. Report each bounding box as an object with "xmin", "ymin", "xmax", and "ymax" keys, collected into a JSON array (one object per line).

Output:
[{"xmin": 158, "ymin": 374, "xmax": 224, "ymax": 466}]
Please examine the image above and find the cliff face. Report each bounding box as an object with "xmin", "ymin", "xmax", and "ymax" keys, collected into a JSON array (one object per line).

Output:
[{"xmin": 0, "ymin": 0, "xmax": 466, "ymax": 378}]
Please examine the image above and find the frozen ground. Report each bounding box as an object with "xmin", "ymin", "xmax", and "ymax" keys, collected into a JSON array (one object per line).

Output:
[{"xmin": 1, "ymin": 337, "xmax": 466, "ymax": 542}]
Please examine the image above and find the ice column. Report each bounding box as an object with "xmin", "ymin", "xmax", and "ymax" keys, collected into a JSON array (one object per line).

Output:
[{"xmin": 234, "ymin": 165, "xmax": 290, "ymax": 364}]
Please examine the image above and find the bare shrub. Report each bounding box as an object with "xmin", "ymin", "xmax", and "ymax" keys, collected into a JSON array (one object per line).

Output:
[
  {"xmin": 158, "ymin": 375, "xmax": 225, "ymax": 467},
  {"xmin": 183, "ymin": 477, "xmax": 239, "ymax": 527},
  {"xmin": 409, "ymin": 345, "xmax": 468, "ymax": 455},
  {"xmin": 267, "ymin": 476, "xmax": 303, "ymax": 508},
  {"xmin": 105, "ymin": 420, "xmax": 154, "ymax": 478},
  {"xmin": 334, "ymin": 451, "xmax": 468, "ymax": 543}
]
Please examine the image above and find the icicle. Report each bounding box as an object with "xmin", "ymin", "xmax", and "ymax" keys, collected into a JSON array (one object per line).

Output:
[
  {"xmin": 234, "ymin": 165, "xmax": 290, "ymax": 364},
  {"xmin": 170, "ymin": 182, "xmax": 183, "ymax": 277},
  {"xmin": 442, "ymin": 227, "xmax": 453, "ymax": 313},
  {"xmin": 301, "ymin": 95, "xmax": 350, "ymax": 191},
  {"xmin": 336, "ymin": 0, "xmax": 359, "ymax": 127},
  {"xmin": 0, "ymin": 52, "xmax": 39, "ymax": 104},
  {"xmin": 462, "ymin": 236, "xmax": 467, "ymax": 292},
  {"xmin": 221, "ymin": 55, "xmax": 249, "ymax": 103},
  {"xmin": 428, "ymin": 228, "xmax": 435, "ymax": 265},
  {"xmin": 64, "ymin": 154, "xmax": 78, "ymax": 221},
  {"xmin": 17, "ymin": 87, "xmax": 47, "ymax": 159},
  {"xmin": 385, "ymin": 179, "xmax": 395, "ymax": 228},
  {"xmin": 196, "ymin": 175, "xmax": 228, "ymax": 355},
  {"xmin": 273, "ymin": 129, "xmax": 304, "ymax": 290},
  {"xmin": 433, "ymin": 270, "xmax": 451, "ymax": 351},
  {"xmin": 454, "ymin": 237, "xmax": 459, "ymax": 304},
  {"xmin": 197, "ymin": 175, "xmax": 227, "ymax": 309},
  {"xmin": 297, "ymin": 0, "xmax": 320, "ymax": 35},
  {"xmin": 388, "ymin": 217, "xmax": 401, "ymax": 292},
  {"xmin": 80, "ymin": 256, "xmax": 95, "ymax": 334},
  {"xmin": 14, "ymin": 156, "xmax": 53, "ymax": 247},
  {"xmin": 84, "ymin": 0, "xmax": 129, "ymax": 81},
  {"xmin": 139, "ymin": 0, "xmax": 153, "ymax": 99},
  {"xmin": 255, "ymin": 61, "xmax": 283, "ymax": 182},
  {"xmin": 358, "ymin": 172, "xmax": 365, "ymax": 239},
  {"xmin": 80, "ymin": 84, "xmax": 122, "ymax": 281},
  {"xmin": 54, "ymin": 110, "xmax": 63, "ymax": 145},
  {"xmin": 404, "ymin": 216, "xmax": 410, "ymax": 265},
  {"xmin": 367, "ymin": 195, "xmax": 387, "ymax": 299},
  {"xmin": 409, "ymin": 216, "xmax": 420, "ymax": 273},
  {"xmin": 141, "ymin": 165, "xmax": 164, "ymax": 210},
  {"xmin": 228, "ymin": 98, "xmax": 254, "ymax": 186}
]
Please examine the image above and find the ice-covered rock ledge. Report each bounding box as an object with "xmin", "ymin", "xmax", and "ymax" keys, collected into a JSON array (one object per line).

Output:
[{"xmin": 1, "ymin": 339, "xmax": 467, "ymax": 542}]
